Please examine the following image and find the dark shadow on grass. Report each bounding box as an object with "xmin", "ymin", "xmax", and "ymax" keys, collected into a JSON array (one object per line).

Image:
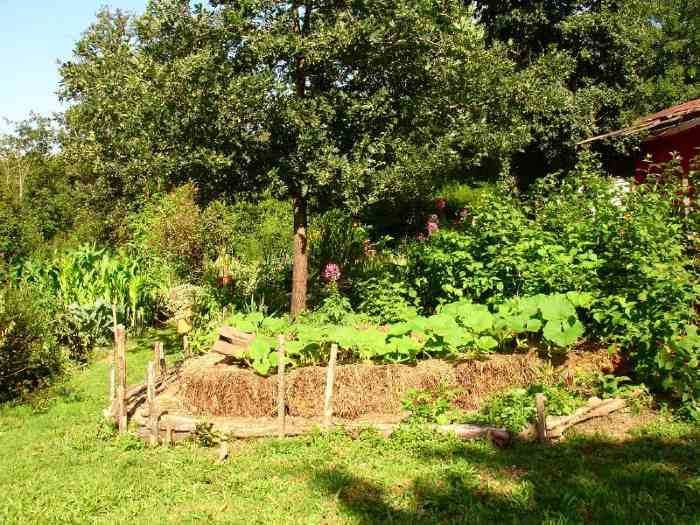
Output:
[{"xmin": 306, "ymin": 432, "xmax": 700, "ymax": 525}]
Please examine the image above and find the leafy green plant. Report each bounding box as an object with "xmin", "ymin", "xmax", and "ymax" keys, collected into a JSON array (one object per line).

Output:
[
  {"xmin": 656, "ymin": 324, "xmax": 700, "ymax": 417},
  {"xmin": 192, "ymin": 421, "xmax": 224, "ymax": 448},
  {"xmin": 402, "ymin": 385, "xmax": 465, "ymax": 425},
  {"xmin": 0, "ymin": 284, "xmax": 63, "ymax": 403},
  {"xmin": 15, "ymin": 245, "xmax": 163, "ymax": 332},
  {"xmin": 354, "ymin": 274, "xmax": 418, "ymax": 324},
  {"xmin": 56, "ymin": 300, "xmax": 114, "ymax": 362},
  {"xmin": 588, "ymin": 373, "xmax": 633, "ymax": 399},
  {"xmin": 210, "ymin": 292, "xmax": 591, "ymax": 375},
  {"xmin": 477, "ymin": 384, "xmax": 583, "ymax": 433}
]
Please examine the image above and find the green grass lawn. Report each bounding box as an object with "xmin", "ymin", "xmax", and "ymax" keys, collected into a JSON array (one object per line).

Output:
[{"xmin": 1, "ymin": 330, "xmax": 699, "ymax": 525}]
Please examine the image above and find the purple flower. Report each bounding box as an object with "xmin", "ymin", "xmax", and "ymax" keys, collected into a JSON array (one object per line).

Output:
[
  {"xmin": 426, "ymin": 221, "xmax": 439, "ymax": 235},
  {"xmin": 322, "ymin": 262, "xmax": 342, "ymax": 283},
  {"xmin": 435, "ymin": 198, "xmax": 447, "ymax": 210}
]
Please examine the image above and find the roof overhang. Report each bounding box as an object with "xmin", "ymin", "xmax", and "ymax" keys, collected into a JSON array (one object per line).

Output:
[{"xmin": 578, "ymin": 98, "xmax": 700, "ymax": 146}]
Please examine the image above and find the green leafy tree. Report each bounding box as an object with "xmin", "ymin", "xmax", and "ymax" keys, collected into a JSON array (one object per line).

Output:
[
  {"xmin": 473, "ymin": 0, "xmax": 700, "ymax": 171},
  {"xmin": 60, "ymin": 0, "xmax": 553, "ymax": 315}
]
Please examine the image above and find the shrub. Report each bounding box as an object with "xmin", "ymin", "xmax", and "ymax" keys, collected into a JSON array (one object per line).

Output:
[
  {"xmin": 656, "ymin": 324, "xmax": 700, "ymax": 419},
  {"xmin": 404, "ymin": 155, "xmax": 700, "ymax": 413},
  {"xmin": 0, "ymin": 285, "xmax": 63, "ymax": 403},
  {"xmin": 201, "ymin": 195, "xmax": 292, "ymax": 265},
  {"xmin": 354, "ymin": 274, "xmax": 418, "ymax": 324},
  {"xmin": 478, "ymin": 384, "xmax": 582, "ymax": 433},
  {"xmin": 129, "ymin": 183, "xmax": 205, "ymax": 277}
]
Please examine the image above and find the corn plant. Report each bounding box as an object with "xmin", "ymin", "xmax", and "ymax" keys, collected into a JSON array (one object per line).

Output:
[{"xmin": 14, "ymin": 245, "xmax": 162, "ymax": 331}]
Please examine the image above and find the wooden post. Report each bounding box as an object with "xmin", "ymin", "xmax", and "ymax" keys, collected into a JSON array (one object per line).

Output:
[
  {"xmin": 115, "ymin": 325, "xmax": 127, "ymax": 433},
  {"xmin": 323, "ymin": 343, "xmax": 339, "ymax": 429},
  {"xmin": 154, "ymin": 341, "xmax": 165, "ymax": 376},
  {"xmin": 108, "ymin": 304, "xmax": 118, "ymax": 404},
  {"xmin": 158, "ymin": 342, "xmax": 166, "ymax": 375},
  {"xmin": 535, "ymin": 393, "xmax": 547, "ymax": 443},
  {"xmin": 217, "ymin": 440, "xmax": 229, "ymax": 463},
  {"xmin": 277, "ymin": 335, "xmax": 286, "ymax": 438},
  {"xmin": 147, "ymin": 361, "xmax": 158, "ymax": 446},
  {"xmin": 183, "ymin": 335, "xmax": 190, "ymax": 358}
]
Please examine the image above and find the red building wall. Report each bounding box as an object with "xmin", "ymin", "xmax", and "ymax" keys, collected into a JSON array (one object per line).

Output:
[{"xmin": 635, "ymin": 125, "xmax": 700, "ymax": 177}]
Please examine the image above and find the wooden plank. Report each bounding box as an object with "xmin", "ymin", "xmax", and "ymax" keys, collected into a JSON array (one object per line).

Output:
[
  {"xmin": 213, "ymin": 339, "xmax": 247, "ymax": 358},
  {"xmin": 219, "ymin": 326, "xmax": 256, "ymax": 347}
]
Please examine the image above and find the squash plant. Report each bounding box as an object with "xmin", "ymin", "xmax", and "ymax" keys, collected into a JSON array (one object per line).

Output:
[{"xmin": 223, "ymin": 292, "xmax": 592, "ymax": 375}]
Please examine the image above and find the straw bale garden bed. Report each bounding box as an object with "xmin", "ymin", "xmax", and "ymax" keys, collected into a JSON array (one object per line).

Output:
[{"xmin": 106, "ymin": 293, "xmax": 640, "ymax": 446}]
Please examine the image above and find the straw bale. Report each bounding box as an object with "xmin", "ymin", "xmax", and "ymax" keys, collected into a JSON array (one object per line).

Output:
[{"xmin": 178, "ymin": 352, "xmax": 610, "ymax": 418}]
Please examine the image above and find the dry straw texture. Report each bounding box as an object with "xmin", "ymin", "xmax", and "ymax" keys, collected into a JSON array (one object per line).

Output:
[{"xmin": 178, "ymin": 351, "xmax": 615, "ymax": 419}]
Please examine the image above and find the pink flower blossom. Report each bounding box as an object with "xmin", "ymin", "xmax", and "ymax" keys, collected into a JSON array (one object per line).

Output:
[
  {"xmin": 426, "ymin": 221, "xmax": 439, "ymax": 235},
  {"xmin": 322, "ymin": 262, "xmax": 342, "ymax": 283},
  {"xmin": 435, "ymin": 197, "xmax": 447, "ymax": 210}
]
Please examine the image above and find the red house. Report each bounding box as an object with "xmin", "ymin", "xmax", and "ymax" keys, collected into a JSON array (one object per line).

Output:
[{"xmin": 580, "ymin": 97, "xmax": 700, "ymax": 178}]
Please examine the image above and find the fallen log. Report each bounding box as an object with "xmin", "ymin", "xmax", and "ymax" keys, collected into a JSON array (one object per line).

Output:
[
  {"xmin": 130, "ymin": 412, "xmax": 510, "ymax": 445},
  {"xmin": 546, "ymin": 397, "xmax": 627, "ymax": 439},
  {"xmin": 519, "ymin": 396, "xmax": 628, "ymax": 441}
]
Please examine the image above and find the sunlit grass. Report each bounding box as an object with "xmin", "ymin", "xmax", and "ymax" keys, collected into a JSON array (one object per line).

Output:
[{"xmin": 0, "ymin": 329, "xmax": 698, "ymax": 524}]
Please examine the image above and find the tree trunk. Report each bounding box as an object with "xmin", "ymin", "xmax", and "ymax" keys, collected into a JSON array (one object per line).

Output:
[{"xmin": 290, "ymin": 196, "xmax": 308, "ymax": 317}]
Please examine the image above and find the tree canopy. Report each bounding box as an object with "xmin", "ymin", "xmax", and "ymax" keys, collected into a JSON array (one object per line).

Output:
[{"xmin": 57, "ymin": 0, "xmax": 700, "ymax": 313}]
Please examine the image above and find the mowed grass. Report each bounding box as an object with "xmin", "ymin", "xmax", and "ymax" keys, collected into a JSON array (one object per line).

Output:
[{"xmin": 1, "ymin": 330, "xmax": 699, "ymax": 525}]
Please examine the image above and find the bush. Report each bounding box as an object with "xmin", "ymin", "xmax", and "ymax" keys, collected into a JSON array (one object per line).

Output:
[
  {"xmin": 354, "ymin": 274, "xmax": 417, "ymax": 324},
  {"xmin": 129, "ymin": 183, "xmax": 205, "ymax": 278},
  {"xmin": 478, "ymin": 384, "xmax": 583, "ymax": 433},
  {"xmin": 403, "ymin": 154, "xmax": 700, "ymax": 412},
  {"xmin": 0, "ymin": 285, "xmax": 63, "ymax": 403}
]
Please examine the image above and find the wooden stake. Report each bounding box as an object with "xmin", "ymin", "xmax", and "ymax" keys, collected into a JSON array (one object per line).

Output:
[
  {"xmin": 153, "ymin": 341, "xmax": 165, "ymax": 376},
  {"xmin": 323, "ymin": 343, "xmax": 339, "ymax": 429},
  {"xmin": 108, "ymin": 304, "xmax": 118, "ymax": 404},
  {"xmin": 115, "ymin": 325, "xmax": 127, "ymax": 433},
  {"xmin": 277, "ymin": 335, "xmax": 286, "ymax": 438},
  {"xmin": 217, "ymin": 441, "xmax": 229, "ymax": 463},
  {"xmin": 535, "ymin": 393, "xmax": 547, "ymax": 443},
  {"xmin": 158, "ymin": 342, "xmax": 166, "ymax": 375},
  {"xmin": 183, "ymin": 335, "xmax": 190, "ymax": 358},
  {"xmin": 147, "ymin": 361, "xmax": 157, "ymax": 446}
]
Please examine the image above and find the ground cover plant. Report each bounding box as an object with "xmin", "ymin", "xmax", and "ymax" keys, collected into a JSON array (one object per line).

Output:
[{"xmin": 0, "ymin": 335, "xmax": 698, "ymax": 525}]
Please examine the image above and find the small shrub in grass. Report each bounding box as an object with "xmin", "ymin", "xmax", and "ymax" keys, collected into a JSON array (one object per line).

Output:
[
  {"xmin": 656, "ymin": 325, "xmax": 700, "ymax": 420},
  {"xmin": 402, "ymin": 383, "xmax": 465, "ymax": 425},
  {"xmin": 0, "ymin": 285, "xmax": 63, "ymax": 403},
  {"xmin": 476, "ymin": 384, "xmax": 583, "ymax": 433}
]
